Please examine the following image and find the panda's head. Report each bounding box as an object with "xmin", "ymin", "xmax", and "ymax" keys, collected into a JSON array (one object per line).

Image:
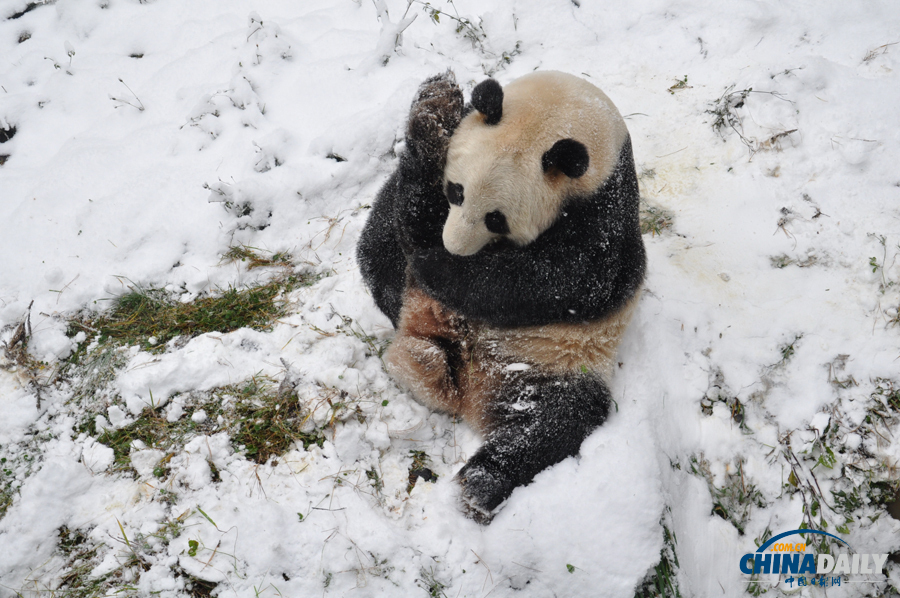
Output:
[{"xmin": 442, "ymin": 71, "xmax": 630, "ymax": 256}]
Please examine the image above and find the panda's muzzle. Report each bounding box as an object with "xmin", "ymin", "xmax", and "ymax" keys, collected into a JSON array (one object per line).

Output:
[{"xmin": 442, "ymin": 207, "xmax": 494, "ymax": 256}]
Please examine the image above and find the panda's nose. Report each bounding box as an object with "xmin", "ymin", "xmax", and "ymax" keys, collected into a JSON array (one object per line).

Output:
[{"xmin": 442, "ymin": 209, "xmax": 487, "ymax": 256}]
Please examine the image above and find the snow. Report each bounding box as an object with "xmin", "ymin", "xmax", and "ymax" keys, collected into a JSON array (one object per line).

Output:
[{"xmin": 1, "ymin": 0, "xmax": 900, "ymax": 596}]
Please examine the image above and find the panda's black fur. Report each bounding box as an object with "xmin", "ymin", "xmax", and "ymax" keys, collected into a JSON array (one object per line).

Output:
[{"xmin": 357, "ymin": 71, "xmax": 645, "ymax": 522}]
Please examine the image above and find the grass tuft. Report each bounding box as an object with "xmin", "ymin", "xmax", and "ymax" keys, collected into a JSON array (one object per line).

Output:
[
  {"xmin": 863, "ymin": 42, "xmax": 898, "ymax": 63},
  {"xmin": 51, "ymin": 526, "xmax": 140, "ymax": 598},
  {"xmin": 874, "ymin": 378, "xmax": 900, "ymax": 412},
  {"xmin": 689, "ymin": 456, "xmax": 765, "ymax": 535},
  {"xmin": 667, "ymin": 75, "xmax": 691, "ymax": 95},
  {"xmin": 66, "ymin": 343, "xmax": 129, "ymax": 404},
  {"xmin": 309, "ymin": 308, "xmax": 390, "ymax": 360},
  {"xmin": 98, "ymin": 408, "xmax": 179, "ymax": 470},
  {"xmin": 91, "ymin": 392, "xmax": 228, "ymax": 474},
  {"xmin": 229, "ymin": 375, "xmax": 325, "ymax": 464},
  {"xmin": 417, "ymin": 567, "xmax": 448, "ymax": 598},
  {"xmin": 67, "ymin": 275, "xmax": 310, "ymax": 354},
  {"xmin": 414, "ymin": 0, "xmax": 486, "ymax": 48},
  {"xmin": 0, "ymin": 445, "xmax": 42, "ymax": 523},
  {"xmin": 634, "ymin": 524, "xmax": 681, "ymax": 598},
  {"xmin": 89, "ymin": 374, "xmax": 331, "ymax": 475},
  {"xmin": 222, "ymin": 245, "xmax": 294, "ymax": 270},
  {"xmin": 0, "ymin": 486, "xmax": 12, "ymax": 520},
  {"xmin": 778, "ymin": 334, "xmax": 802, "ymax": 365},
  {"xmin": 776, "ymin": 376, "xmax": 900, "ymax": 561},
  {"xmin": 42, "ymin": 518, "xmax": 223, "ymax": 598},
  {"xmin": 640, "ymin": 201, "xmax": 674, "ymax": 237},
  {"xmin": 184, "ymin": 574, "xmax": 218, "ymax": 597},
  {"xmin": 57, "ymin": 270, "xmax": 323, "ymax": 476}
]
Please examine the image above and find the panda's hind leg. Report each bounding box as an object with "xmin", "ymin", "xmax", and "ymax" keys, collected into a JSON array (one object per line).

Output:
[
  {"xmin": 455, "ymin": 371, "xmax": 612, "ymax": 523},
  {"xmin": 386, "ymin": 335, "xmax": 462, "ymax": 415},
  {"xmin": 385, "ymin": 285, "xmax": 468, "ymax": 415}
]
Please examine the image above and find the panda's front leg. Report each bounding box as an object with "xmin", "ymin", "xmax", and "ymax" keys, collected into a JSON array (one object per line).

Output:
[
  {"xmin": 404, "ymin": 70, "xmax": 464, "ymax": 181},
  {"xmin": 456, "ymin": 371, "xmax": 612, "ymax": 524},
  {"xmin": 357, "ymin": 72, "xmax": 463, "ymax": 325},
  {"xmin": 393, "ymin": 71, "xmax": 463, "ymax": 253}
]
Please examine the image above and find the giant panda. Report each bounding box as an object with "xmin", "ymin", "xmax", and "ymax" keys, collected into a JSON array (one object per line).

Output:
[{"xmin": 357, "ymin": 70, "xmax": 645, "ymax": 523}]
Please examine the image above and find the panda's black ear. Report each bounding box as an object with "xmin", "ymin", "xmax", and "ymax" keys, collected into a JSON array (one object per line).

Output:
[
  {"xmin": 541, "ymin": 139, "xmax": 589, "ymax": 179},
  {"xmin": 471, "ymin": 79, "xmax": 503, "ymax": 125}
]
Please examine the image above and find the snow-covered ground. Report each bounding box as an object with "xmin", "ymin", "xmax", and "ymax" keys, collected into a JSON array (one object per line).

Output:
[{"xmin": 1, "ymin": 0, "xmax": 900, "ymax": 596}]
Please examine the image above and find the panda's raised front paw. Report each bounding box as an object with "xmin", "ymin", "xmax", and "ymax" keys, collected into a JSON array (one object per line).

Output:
[
  {"xmin": 406, "ymin": 71, "xmax": 464, "ymax": 174},
  {"xmin": 455, "ymin": 461, "xmax": 513, "ymax": 525}
]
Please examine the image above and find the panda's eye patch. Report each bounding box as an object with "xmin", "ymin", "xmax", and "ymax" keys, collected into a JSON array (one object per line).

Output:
[
  {"xmin": 446, "ymin": 182, "xmax": 464, "ymax": 206},
  {"xmin": 484, "ymin": 211, "xmax": 510, "ymax": 235}
]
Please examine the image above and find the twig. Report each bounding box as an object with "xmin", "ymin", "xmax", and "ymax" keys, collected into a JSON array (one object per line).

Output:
[
  {"xmin": 371, "ymin": 0, "xmax": 418, "ymax": 66},
  {"xmin": 110, "ymin": 78, "xmax": 145, "ymax": 111}
]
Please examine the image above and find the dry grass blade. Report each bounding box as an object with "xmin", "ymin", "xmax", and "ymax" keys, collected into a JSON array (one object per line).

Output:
[
  {"xmin": 1, "ymin": 301, "xmax": 47, "ymax": 410},
  {"xmin": 222, "ymin": 245, "xmax": 294, "ymax": 270}
]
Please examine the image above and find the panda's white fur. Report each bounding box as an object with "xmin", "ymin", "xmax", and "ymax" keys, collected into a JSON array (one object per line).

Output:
[{"xmin": 442, "ymin": 71, "xmax": 629, "ymax": 256}]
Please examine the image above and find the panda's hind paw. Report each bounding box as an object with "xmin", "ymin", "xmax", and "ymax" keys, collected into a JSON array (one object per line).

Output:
[
  {"xmin": 460, "ymin": 496, "xmax": 495, "ymax": 525},
  {"xmin": 407, "ymin": 71, "xmax": 464, "ymax": 172},
  {"xmin": 455, "ymin": 462, "xmax": 510, "ymax": 525}
]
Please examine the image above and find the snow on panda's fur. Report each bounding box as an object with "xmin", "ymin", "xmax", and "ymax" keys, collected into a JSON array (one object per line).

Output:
[{"xmin": 357, "ymin": 70, "xmax": 645, "ymax": 523}]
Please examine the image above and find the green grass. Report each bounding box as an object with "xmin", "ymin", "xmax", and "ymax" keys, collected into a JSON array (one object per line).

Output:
[
  {"xmin": 66, "ymin": 342, "xmax": 129, "ymax": 404},
  {"xmin": 45, "ymin": 518, "xmax": 220, "ymax": 598},
  {"xmin": 689, "ymin": 456, "xmax": 765, "ymax": 536},
  {"xmin": 873, "ymin": 378, "xmax": 900, "ymax": 412},
  {"xmin": 90, "ymin": 393, "xmax": 227, "ymax": 473},
  {"xmin": 67, "ymin": 276, "xmax": 308, "ymax": 353},
  {"xmin": 53, "ymin": 265, "xmax": 335, "ymax": 479},
  {"xmin": 229, "ymin": 375, "xmax": 325, "ymax": 464},
  {"xmin": 634, "ymin": 525, "xmax": 681, "ymax": 598},
  {"xmin": 775, "ymin": 334, "xmax": 803, "ymax": 367},
  {"xmin": 0, "ymin": 449, "xmax": 41, "ymax": 523},
  {"xmin": 667, "ymin": 75, "xmax": 690, "ymax": 94},
  {"xmin": 707, "ymin": 86, "xmax": 755, "ymax": 145},
  {"xmin": 51, "ymin": 526, "xmax": 140, "ymax": 598},
  {"xmin": 96, "ymin": 407, "xmax": 181, "ymax": 470},
  {"xmin": 776, "ymin": 376, "xmax": 900, "ymax": 564},
  {"xmin": 89, "ymin": 375, "xmax": 329, "ymax": 475},
  {"xmin": 417, "ymin": 567, "xmax": 448, "ymax": 598},
  {"xmin": 640, "ymin": 202, "xmax": 674, "ymax": 237},
  {"xmin": 77, "ymin": 388, "xmax": 230, "ymax": 473},
  {"xmin": 57, "ymin": 268, "xmax": 323, "ymax": 474},
  {"xmin": 0, "ymin": 457, "xmax": 20, "ymax": 520},
  {"xmin": 0, "ymin": 485, "xmax": 13, "ymax": 521}
]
